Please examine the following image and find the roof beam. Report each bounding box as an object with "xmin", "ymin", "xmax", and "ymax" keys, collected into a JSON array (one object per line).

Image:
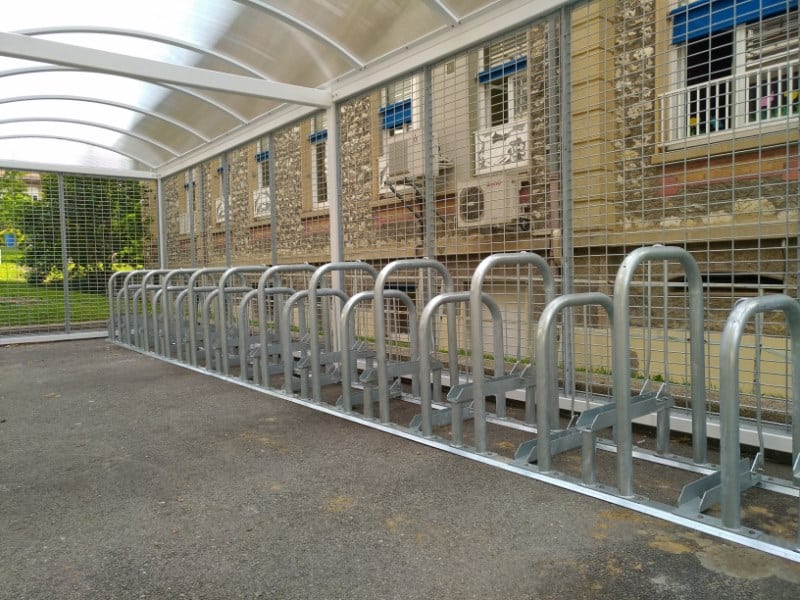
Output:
[
  {"xmin": 16, "ymin": 26, "xmax": 271, "ymax": 80},
  {"xmin": 422, "ymin": 0, "xmax": 460, "ymax": 24},
  {"xmin": 0, "ymin": 32, "xmax": 331, "ymax": 107},
  {"xmin": 0, "ymin": 157, "xmax": 156, "ymax": 179}
]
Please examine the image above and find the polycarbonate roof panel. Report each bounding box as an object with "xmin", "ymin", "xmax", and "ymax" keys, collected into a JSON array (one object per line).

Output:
[{"xmin": 0, "ymin": 0, "xmax": 501, "ymax": 175}]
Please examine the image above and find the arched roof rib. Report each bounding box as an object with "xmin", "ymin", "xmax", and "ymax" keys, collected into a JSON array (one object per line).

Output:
[
  {"xmin": 0, "ymin": 0, "xmax": 565, "ymax": 175},
  {"xmin": 0, "ymin": 134, "xmax": 156, "ymax": 168},
  {"xmin": 0, "ymin": 117, "xmax": 181, "ymax": 157},
  {"xmin": 15, "ymin": 26, "xmax": 272, "ymax": 79},
  {"xmin": 0, "ymin": 32, "xmax": 331, "ymax": 106},
  {"xmin": 230, "ymin": 0, "xmax": 365, "ymax": 69},
  {"xmin": 0, "ymin": 66, "xmax": 249, "ymax": 124},
  {"xmin": 0, "ymin": 95, "xmax": 210, "ymax": 143}
]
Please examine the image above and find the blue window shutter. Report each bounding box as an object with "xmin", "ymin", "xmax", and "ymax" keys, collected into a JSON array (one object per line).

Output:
[
  {"xmin": 255, "ymin": 150, "xmax": 269, "ymax": 162},
  {"xmin": 379, "ymin": 98, "xmax": 413, "ymax": 130},
  {"xmin": 671, "ymin": 0, "xmax": 797, "ymax": 45},
  {"xmin": 308, "ymin": 129, "xmax": 328, "ymax": 144},
  {"xmin": 477, "ymin": 56, "xmax": 527, "ymax": 85}
]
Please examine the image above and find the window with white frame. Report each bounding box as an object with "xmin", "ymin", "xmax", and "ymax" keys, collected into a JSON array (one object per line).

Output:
[
  {"xmin": 478, "ymin": 33, "xmax": 528, "ymax": 129},
  {"xmin": 309, "ymin": 114, "xmax": 328, "ymax": 210},
  {"xmin": 379, "ymin": 75, "xmax": 419, "ymax": 137},
  {"xmin": 215, "ymin": 163, "xmax": 226, "ymax": 224},
  {"xmin": 474, "ymin": 32, "xmax": 530, "ymax": 174},
  {"xmin": 253, "ymin": 140, "xmax": 271, "ymax": 219},
  {"xmin": 179, "ymin": 170, "xmax": 193, "ymax": 235},
  {"xmin": 377, "ymin": 74, "xmax": 425, "ymax": 190},
  {"xmin": 664, "ymin": 1, "xmax": 799, "ymax": 142}
]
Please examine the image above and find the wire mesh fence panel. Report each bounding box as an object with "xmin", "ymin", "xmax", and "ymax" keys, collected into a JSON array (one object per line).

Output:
[
  {"xmin": 581, "ymin": 0, "xmax": 799, "ymax": 429},
  {"xmin": 0, "ymin": 170, "xmax": 157, "ymax": 336},
  {"xmin": 129, "ymin": 0, "xmax": 800, "ymax": 438}
]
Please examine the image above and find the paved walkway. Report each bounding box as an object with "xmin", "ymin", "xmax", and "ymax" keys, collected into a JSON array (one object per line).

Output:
[{"xmin": 2, "ymin": 339, "xmax": 800, "ymax": 599}]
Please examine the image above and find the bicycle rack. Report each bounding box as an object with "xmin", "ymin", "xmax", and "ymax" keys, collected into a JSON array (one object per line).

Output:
[
  {"xmin": 131, "ymin": 271, "xmax": 161, "ymax": 350},
  {"xmin": 120, "ymin": 270, "xmax": 148, "ymax": 346},
  {"xmin": 515, "ymin": 292, "xmax": 614, "ymax": 484},
  {"xmin": 305, "ymin": 262, "xmax": 379, "ymax": 402},
  {"xmin": 373, "ymin": 258, "xmax": 458, "ymax": 426},
  {"xmin": 612, "ymin": 245, "xmax": 707, "ymax": 497},
  {"xmin": 182, "ymin": 268, "xmax": 228, "ymax": 367},
  {"xmin": 157, "ymin": 268, "xmax": 198, "ymax": 358},
  {"xmin": 470, "ymin": 252, "xmax": 556, "ymax": 454},
  {"xmin": 215, "ymin": 266, "xmax": 268, "ymax": 375},
  {"xmin": 415, "ymin": 291, "xmax": 514, "ymax": 446},
  {"xmin": 107, "ymin": 270, "xmax": 132, "ymax": 342},
  {"xmin": 107, "ymin": 248, "xmax": 800, "ymax": 562},
  {"xmin": 140, "ymin": 269, "xmax": 172, "ymax": 352},
  {"xmin": 678, "ymin": 294, "xmax": 800, "ymax": 549},
  {"xmin": 338, "ymin": 290, "xmax": 414, "ymax": 418},
  {"xmin": 256, "ymin": 264, "xmax": 316, "ymax": 386},
  {"xmin": 280, "ymin": 287, "xmax": 349, "ymax": 398},
  {"xmin": 201, "ymin": 281, "xmax": 253, "ymax": 372}
]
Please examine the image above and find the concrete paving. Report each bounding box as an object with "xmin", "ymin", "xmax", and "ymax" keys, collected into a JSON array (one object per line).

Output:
[{"xmin": 2, "ymin": 339, "xmax": 800, "ymax": 599}]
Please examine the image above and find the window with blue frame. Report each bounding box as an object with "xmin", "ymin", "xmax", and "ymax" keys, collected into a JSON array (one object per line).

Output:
[
  {"xmin": 479, "ymin": 56, "xmax": 528, "ymax": 127},
  {"xmin": 379, "ymin": 75, "xmax": 417, "ymax": 136},
  {"xmin": 478, "ymin": 32, "xmax": 528, "ymax": 128}
]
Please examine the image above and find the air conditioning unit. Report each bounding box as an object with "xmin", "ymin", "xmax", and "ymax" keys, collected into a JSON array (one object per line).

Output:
[
  {"xmin": 383, "ymin": 131, "xmax": 448, "ymax": 183},
  {"xmin": 252, "ymin": 187, "xmax": 271, "ymax": 218},
  {"xmin": 456, "ymin": 176, "xmax": 527, "ymax": 230}
]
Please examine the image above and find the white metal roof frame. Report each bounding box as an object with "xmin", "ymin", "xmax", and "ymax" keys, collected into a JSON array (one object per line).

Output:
[{"xmin": 0, "ymin": 0, "xmax": 569, "ymax": 180}]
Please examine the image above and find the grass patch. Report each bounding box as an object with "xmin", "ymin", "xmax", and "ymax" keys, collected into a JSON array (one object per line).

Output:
[
  {"xmin": 0, "ymin": 247, "xmax": 26, "ymax": 283},
  {"xmin": 0, "ymin": 247, "xmax": 110, "ymax": 328},
  {"xmin": 0, "ymin": 281, "xmax": 109, "ymax": 328}
]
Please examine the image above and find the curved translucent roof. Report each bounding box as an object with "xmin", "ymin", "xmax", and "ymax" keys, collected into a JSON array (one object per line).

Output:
[{"xmin": 0, "ymin": 0, "xmax": 562, "ymax": 177}]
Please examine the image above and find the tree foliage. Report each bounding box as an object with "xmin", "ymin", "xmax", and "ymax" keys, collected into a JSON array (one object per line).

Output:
[
  {"xmin": 0, "ymin": 170, "xmax": 29, "ymax": 233},
  {"xmin": 17, "ymin": 174, "xmax": 149, "ymax": 291}
]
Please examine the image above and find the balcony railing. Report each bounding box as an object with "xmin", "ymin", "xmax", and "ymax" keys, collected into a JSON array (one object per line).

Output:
[
  {"xmin": 252, "ymin": 187, "xmax": 271, "ymax": 219},
  {"xmin": 660, "ymin": 59, "xmax": 799, "ymax": 143},
  {"xmin": 474, "ymin": 119, "xmax": 528, "ymax": 175}
]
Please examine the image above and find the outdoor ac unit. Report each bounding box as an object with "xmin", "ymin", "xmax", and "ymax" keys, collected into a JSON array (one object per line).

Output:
[
  {"xmin": 252, "ymin": 187, "xmax": 271, "ymax": 218},
  {"xmin": 384, "ymin": 131, "xmax": 446, "ymax": 182},
  {"xmin": 456, "ymin": 177, "xmax": 525, "ymax": 230}
]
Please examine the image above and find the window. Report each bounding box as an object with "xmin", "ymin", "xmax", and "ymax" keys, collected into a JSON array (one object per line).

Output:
[
  {"xmin": 179, "ymin": 169, "xmax": 194, "ymax": 235},
  {"xmin": 215, "ymin": 163, "xmax": 226, "ymax": 225},
  {"xmin": 743, "ymin": 10, "xmax": 800, "ymax": 121},
  {"xmin": 309, "ymin": 114, "xmax": 328, "ymax": 210},
  {"xmin": 380, "ymin": 75, "xmax": 417, "ymax": 136},
  {"xmin": 377, "ymin": 74, "xmax": 425, "ymax": 191},
  {"xmin": 473, "ymin": 33, "xmax": 530, "ymax": 174},
  {"xmin": 478, "ymin": 34, "xmax": 528, "ymax": 129},
  {"xmin": 664, "ymin": 1, "xmax": 799, "ymax": 141},
  {"xmin": 253, "ymin": 140, "xmax": 270, "ymax": 219}
]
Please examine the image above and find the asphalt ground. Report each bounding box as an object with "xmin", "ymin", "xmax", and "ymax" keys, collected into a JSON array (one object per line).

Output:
[{"xmin": 2, "ymin": 339, "xmax": 800, "ymax": 599}]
